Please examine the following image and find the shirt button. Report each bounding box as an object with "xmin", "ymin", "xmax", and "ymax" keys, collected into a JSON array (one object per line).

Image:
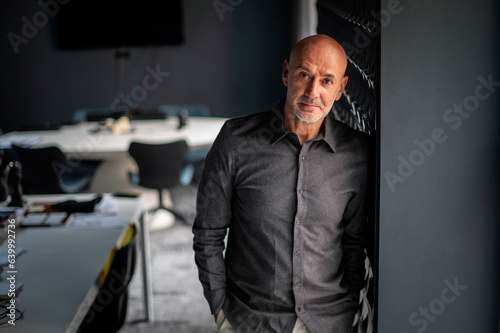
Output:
[
  {"xmin": 297, "ymin": 307, "xmax": 302, "ymax": 312},
  {"xmin": 301, "ymin": 156, "xmax": 306, "ymax": 161},
  {"xmin": 299, "ymin": 189, "xmax": 304, "ymax": 194},
  {"xmin": 296, "ymin": 282, "xmax": 301, "ymax": 286},
  {"xmin": 296, "ymin": 220, "xmax": 301, "ymax": 225},
  {"xmin": 295, "ymin": 251, "xmax": 301, "ymax": 256}
]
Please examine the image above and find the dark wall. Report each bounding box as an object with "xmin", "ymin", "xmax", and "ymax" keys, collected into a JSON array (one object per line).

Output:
[
  {"xmin": 379, "ymin": 0, "xmax": 499, "ymax": 332},
  {"xmin": 0, "ymin": 0, "xmax": 292, "ymax": 133}
]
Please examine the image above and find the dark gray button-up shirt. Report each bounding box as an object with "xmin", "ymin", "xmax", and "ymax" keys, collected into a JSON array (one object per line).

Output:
[{"xmin": 193, "ymin": 98, "xmax": 369, "ymax": 333}]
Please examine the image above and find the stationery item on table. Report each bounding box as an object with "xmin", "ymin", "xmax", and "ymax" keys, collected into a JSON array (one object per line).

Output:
[
  {"xmin": 16, "ymin": 199, "xmax": 76, "ymax": 227},
  {"xmin": 14, "ymin": 194, "xmax": 125, "ymax": 228},
  {"xmin": 50, "ymin": 195, "xmax": 103, "ymax": 213},
  {"xmin": 178, "ymin": 109, "xmax": 189, "ymax": 129},
  {"xmin": 7, "ymin": 162, "xmax": 24, "ymax": 208},
  {"xmin": 18, "ymin": 212, "xmax": 73, "ymax": 227},
  {"xmin": 69, "ymin": 194, "xmax": 125, "ymax": 229}
]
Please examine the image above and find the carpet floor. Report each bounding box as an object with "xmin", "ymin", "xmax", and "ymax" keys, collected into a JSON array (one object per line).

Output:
[{"xmin": 120, "ymin": 184, "xmax": 217, "ymax": 333}]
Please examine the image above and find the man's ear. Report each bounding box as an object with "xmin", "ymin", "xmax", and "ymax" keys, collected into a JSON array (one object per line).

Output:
[
  {"xmin": 282, "ymin": 60, "xmax": 289, "ymax": 86},
  {"xmin": 334, "ymin": 76, "xmax": 349, "ymax": 101}
]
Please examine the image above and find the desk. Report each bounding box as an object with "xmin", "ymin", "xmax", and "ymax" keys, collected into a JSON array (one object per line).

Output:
[
  {"xmin": 2, "ymin": 194, "xmax": 145, "ymax": 333},
  {"xmin": 0, "ymin": 117, "xmax": 227, "ymax": 192}
]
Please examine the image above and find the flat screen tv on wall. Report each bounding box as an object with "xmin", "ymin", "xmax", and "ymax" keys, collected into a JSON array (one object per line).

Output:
[{"xmin": 54, "ymin": 0, "xmax": 184, "ymax": 50}]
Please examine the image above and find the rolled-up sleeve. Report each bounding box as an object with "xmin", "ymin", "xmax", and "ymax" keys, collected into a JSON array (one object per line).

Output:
[{"xmin": 192, "ymin": 122, "xmax": 234, "ymax": 314}]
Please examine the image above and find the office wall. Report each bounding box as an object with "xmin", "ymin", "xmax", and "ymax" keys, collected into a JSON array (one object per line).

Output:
[
  {"xmin": 379, "ymin": 0, "xmax": 499, "ymax": 332},
  {"xmin": 0, "ymin": 0, "xmax": 292, "ymax": 132}
]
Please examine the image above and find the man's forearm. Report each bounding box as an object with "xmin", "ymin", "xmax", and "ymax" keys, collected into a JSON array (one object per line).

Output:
[{"xmin": 193, "ymin": 225, "xmax": 228, "ymax": 313}]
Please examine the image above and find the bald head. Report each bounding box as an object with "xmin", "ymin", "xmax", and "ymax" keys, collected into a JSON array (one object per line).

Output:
[{"xmin": 289, "ymin": 34, "xmax": 348, "ymax": 77}]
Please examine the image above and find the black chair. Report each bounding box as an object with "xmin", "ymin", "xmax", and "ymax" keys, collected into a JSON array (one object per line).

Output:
[
  {"xmin": 158, "ymin": 103, "xmax": 212, "ymax": 184},
  {"xmin": 79, "ymin": 226, "xmax": 138, "ymax": 333},
  {"xmin": 128, "ymin": 140, "xmax": 189, "ymax": 224},
  {"xmin": 10, "ymin": 145, "xmax": 95, "ymax": 194}
]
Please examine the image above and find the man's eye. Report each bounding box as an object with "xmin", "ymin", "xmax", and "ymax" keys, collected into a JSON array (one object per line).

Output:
[
  {"xmin": 324, "ymin": 79, "xmax": 332, "ymax": 84},
  {"xmin": 300, "ymin": 73, "xmax": 309, "ymax": 79}
]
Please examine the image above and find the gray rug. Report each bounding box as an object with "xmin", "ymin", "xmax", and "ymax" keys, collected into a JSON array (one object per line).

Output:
[{"xmin": 121, "ymin": 184, "xmax": 217, "ymax": 333}]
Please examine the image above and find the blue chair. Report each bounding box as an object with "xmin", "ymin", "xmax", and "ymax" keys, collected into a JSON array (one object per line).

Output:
[
  {"xmin": 73, "ymin": 107, "xmax": 168, "ymax": 123},
  {"xmin": 72, "ymin": 108, "xmax": 117, "ymax": 124},
  {"xmin": 157, "ymin": 103, "xmax": 211, "ymax": 117}
]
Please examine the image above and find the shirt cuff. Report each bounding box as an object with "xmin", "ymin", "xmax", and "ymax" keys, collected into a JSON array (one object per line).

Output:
[{"xmin": 205, "ymin": 288, "xmax": 226, "ymax": 315}]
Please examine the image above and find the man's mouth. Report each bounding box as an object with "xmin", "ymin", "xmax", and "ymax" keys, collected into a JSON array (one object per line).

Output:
[{"xmin": 299, "ymin": 102, "xmax": 319, "ymax": 109}]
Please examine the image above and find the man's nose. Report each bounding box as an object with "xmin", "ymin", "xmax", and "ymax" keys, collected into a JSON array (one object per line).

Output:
[{"xmin": 305, "ymin": 79, "xmax": 319, "ymax": 99}]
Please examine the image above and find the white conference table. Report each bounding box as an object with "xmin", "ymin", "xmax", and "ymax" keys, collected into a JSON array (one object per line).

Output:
[
  {"xmin": 0, "ymin": 116, "xmax": 228, "ymax": 160},
  {"xmin": 0, "ymin": 117, "xmax": 227, "ymax": 193},
  {"xmin": 3, "ymin": 193, "xmax": 145, "ymax": 333}
]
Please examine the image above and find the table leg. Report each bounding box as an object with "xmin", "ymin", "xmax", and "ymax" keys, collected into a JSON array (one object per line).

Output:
[{"xmin": 139, "ymin": 212, "xmax": 155, "ymax": 322}]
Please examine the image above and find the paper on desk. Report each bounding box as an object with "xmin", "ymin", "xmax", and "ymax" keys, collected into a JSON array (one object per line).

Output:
[
  {"xmin": 62, "ymin": 195, "xmax": 128, "ymax": 228},
  {"xmin": 69, "ymin": 214, "xmax": 129, "ymax": 229},
  {"xmin": 95, "ymin": 194, "xmax": 118, "ymax": 215},
  {"xmin": 0, "ymin": 135, "xmax": 41, "ymax": 149}
]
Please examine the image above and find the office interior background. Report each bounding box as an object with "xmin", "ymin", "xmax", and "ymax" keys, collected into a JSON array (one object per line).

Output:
[
  {"xmin": 1, "ymin": 0, "xmax": 499, "ymax": 332},
  {"xmin": 0, "ymin": 0, "xmax": 293, "ymax": 132}
]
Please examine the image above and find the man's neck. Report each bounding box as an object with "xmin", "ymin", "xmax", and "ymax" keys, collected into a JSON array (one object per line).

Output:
[{"xmin": 283, "ymin": 106, "xmax": 324, "ymax": 145}]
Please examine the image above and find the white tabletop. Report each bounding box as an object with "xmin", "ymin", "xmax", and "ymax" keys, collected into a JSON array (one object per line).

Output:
[
  {"xmin": 3, "ymin": 194, "xmax": 144, "ymax": 333},
  {"xmin": 0, "ymin": 117, "xmax": 227, "ymax": 159}
]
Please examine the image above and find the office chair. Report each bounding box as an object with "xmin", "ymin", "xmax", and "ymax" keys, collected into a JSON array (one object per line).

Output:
[
  {"xmin": 10, "ymin": 145, "xmax": 93, "ymax": 194},
  {"xmin": 79, "ymin": 225, "xmax": 138, "ymax": 333},
  {"xmin": 158, "ymin": 103, "xmax": 212, "ymax": 183},
  {"xmin": 128, "ymin": 140, "xmax": 190, "ymax": 224}
]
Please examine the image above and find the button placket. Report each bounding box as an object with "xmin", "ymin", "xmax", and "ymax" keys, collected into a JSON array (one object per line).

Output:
[{"xmin": 293, "ymin": 147, "xmax": 307, "ymax": 308}]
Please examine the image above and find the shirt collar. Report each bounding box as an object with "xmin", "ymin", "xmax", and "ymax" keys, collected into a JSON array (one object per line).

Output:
[
  {"xmin": 269, "ymin": 97, "xmax": 337, "ymax": 153},
  {"xmin": 322, "ymin": 113, "xmax": 337, "ymax": 153},
  {"xmin": 269, "ymin": 97, "xmax": 289, "ymax": 145}
]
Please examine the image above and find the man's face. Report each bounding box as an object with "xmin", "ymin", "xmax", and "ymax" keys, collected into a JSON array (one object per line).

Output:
[{"xmin": 282, "ymin": 42, "xmax": 348, "ymax": 124}]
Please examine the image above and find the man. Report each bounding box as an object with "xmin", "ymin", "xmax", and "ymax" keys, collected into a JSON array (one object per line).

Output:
[{"xmin": 193, "ymin": 34, "xmax": 369, "ymax": 333}]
